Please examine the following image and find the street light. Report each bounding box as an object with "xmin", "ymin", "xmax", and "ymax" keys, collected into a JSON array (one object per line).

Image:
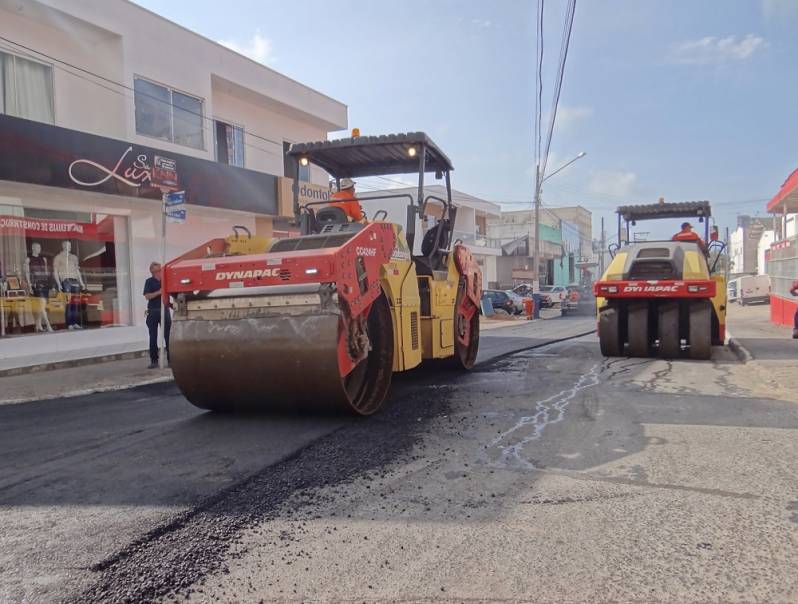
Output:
[
  {"xmin": 533, "ymin": 151, "xmax": 587, "ymax": 287},
  {"xmin": 543, "ymin": 151, "xmax": 587, "ymax": 183}
]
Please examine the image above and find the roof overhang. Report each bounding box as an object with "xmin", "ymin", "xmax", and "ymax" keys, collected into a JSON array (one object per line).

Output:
[
  {"xmin": 767, "ymin": 168, "xmax": 798, "ymax": 214},
  {"xmin": 288, "ymin": 132, "xmax": 453, "ymax": 178},
  {"xmin": 617, "ymin": 201, "xmax": 711, "ymax": 222}
]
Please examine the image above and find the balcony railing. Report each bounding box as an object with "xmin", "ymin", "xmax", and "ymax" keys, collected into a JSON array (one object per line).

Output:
[{"xmin": 452, "ymin": 230, "xmax": 502, "ymax": 249}]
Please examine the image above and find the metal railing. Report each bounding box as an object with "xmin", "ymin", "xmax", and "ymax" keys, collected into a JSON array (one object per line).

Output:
[
  {"xmin": 768, "ymin": 234, "xmax": 798, "ymax": 298},
  {"xmin": 452, "ymin": 230, "xmax": 502, "ymax": 249}
]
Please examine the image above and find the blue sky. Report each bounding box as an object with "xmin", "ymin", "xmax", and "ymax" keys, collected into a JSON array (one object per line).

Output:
[{"xmin": 135, "ymin": 0, "xmax": 798, "ymax": 238}]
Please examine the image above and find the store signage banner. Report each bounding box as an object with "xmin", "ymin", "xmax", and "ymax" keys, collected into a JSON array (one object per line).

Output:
[
  {"xmin": 0, "ymin": 215, "xmax": 108, "ymax": 241},
  {"xmin": 0, "ymin": 114, "xmax": 277, "ymax": 215}
]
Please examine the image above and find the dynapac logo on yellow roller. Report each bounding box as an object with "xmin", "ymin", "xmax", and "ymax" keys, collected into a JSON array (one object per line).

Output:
[
  {"xmin": 216, "ymin": 268, "xmax": 281, "ymax": 280},
  {"xmin": 623, "ymin": 284, "xmax": 680, "ymax": 293}
]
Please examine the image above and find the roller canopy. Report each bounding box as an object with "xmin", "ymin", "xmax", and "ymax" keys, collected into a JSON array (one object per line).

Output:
[
  {"xmin": 617, "ymin": 201, "xmax": 711, "ymax": 222},
  {"xmin": 288, "ymin": 132, "xmax": 453, "ymax": 178}
]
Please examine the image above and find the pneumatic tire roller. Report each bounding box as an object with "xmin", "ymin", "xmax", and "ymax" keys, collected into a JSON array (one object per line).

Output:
[{"xmin": 593, "ymin": 201, "xmax": 727, "ymax": 360}]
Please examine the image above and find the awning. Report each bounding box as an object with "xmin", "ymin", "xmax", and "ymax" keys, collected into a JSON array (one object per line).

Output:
[{"xmin": 767, "ymin": 168, "xmax": 798, "ymax": 213}]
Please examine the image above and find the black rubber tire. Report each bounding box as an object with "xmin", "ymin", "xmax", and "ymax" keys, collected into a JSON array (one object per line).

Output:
[
  {"xmin": 598, "ymin": 303, "xmax": 623, "ymax": 357},
  {"xmin": 658, "ymin": 302, "xmax": 680, "ymax": 359},
  {"xmin": 627, "ymin": 302, "xmax": 650, "ymax": 358},
  {"xmin": 688, "ymin": 299, "xmax": 712, "ymax": 360}
]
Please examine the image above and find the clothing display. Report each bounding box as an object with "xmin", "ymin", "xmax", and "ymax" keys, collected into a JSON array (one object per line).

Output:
[
  {"xmin": 54, "ymin": 251, "xmax": 82, "ymax": 282},
  {"xmin": 28, "ymin": 254, "xmax": 49, "ymax": 298},
  {"xmin": 1, "ymin": 209, "xmax": 129, "ymax": 338},
  {"xmin": 61, "ymin": 278, "xmax": 82, "ymax": 329}
]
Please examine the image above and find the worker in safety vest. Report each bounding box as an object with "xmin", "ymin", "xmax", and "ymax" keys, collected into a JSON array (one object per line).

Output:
[
  {"xmin": 672, "ymin": 221, "xmax": 706, "ymax": 252},
  {"xmin": 790, "ymin": 280, "xmax": 798, "ymax": 339},
  {"xmin": 329, "ymin": 178, "xmax": 365, "ymax": 222}
]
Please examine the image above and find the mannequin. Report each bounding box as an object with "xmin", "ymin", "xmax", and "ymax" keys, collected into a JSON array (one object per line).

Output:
[
  {"xmin": 53, "ymin": 240, "xmax": 85, "ymax": 330},
  {"xmin": 24, "ymin": 242, "xmax": 54, "ymax": 332}
]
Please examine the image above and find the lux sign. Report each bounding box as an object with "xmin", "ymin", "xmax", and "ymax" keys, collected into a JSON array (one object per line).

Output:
[{"xmin": 68, "ymin": 146, "xmax": 153, "ymax": 188}]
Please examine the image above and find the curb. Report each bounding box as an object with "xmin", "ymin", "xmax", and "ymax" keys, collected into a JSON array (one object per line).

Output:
[
  {"xmin": 725, "ymin": 329, "xmax": 753, "ymax": 364},
  {"xmin": 0, "ymin": 375, "xmax": 174, "ymax": 407},
  {"xmin": 0, "ymin": 349, "xmax": 148, "ymax": 378}
]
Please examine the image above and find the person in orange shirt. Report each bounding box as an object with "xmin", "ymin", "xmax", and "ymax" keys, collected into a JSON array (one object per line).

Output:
[
  {"xmin": 329, "ymin": 178, "xmax": 365, "ymax": 222},
  {"xmin": 672, "ymin": 221, "xmax": 706, "ymax": 252}
]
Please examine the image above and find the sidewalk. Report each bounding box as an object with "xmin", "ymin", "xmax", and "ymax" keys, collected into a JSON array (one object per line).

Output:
[
  {"xmin": 726, "ymin": 303, "xmax": 796, "ymax": 404},
  {"xmin": 0, "ymin": 326, "xmax": 147, "ymax": 373},
  {"xmin": 726, "ymin": 303, "xmax": 794, "ymax": 361},
  {"xmin": 0, "ymin": 358, "xmax": 172, "ymax": 406},
  {"xmin": 480, "ymin": 307, "xmax": 565, "ymax": 331}
]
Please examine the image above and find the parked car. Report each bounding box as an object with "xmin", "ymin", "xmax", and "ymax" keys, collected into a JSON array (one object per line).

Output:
[
  {"xmin": 484, "ymin": 289, "xmax": 524, "ymax": 315},
  {"xmin": 538, "ymin": 285, "xmax": 568, "ymax": 308},
  {"xmin": 736, "ymin": 275, "xmax": 771, "ymax": 305},
  {"xmin": 727, "ymin": 280, "xmax": 739, "ymax": 303},
  {"xmin": 512, "ymin": 283, "xmax": 534, "ymax": 298}
]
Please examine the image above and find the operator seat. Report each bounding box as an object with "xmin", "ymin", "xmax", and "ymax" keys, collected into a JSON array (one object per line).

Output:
[
  {"xmin": 415, "ymin": 220, "xmax": 452, "ymax": 275},
  {"xmin": 315, "ymin": 206, "xmax": 349, "ymax": 227}
]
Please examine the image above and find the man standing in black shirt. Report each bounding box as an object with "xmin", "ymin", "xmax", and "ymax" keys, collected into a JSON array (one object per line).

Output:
[{"xmin": 143, "ymin": 261, "xmax": 171, "ymax": 369}]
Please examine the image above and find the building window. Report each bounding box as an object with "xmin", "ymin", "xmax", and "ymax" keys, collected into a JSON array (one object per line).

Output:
[
  {"xmin": 134, "ymin": 77, "xmax": 204, "ymax": 150},
  {"xmin": 214, "ymin": 120, "xmax": 245, "ymax": 167},
  {"xmin": 0, "ymin": 51, "xmax": 54, "ymax": 124},
  {"xmin": 283, "ymin": 142, "xmax": 310, "ymax": 183},
  {"xmin": 0, "ymin": 205, "xmax": 131, "ymax": 337}
]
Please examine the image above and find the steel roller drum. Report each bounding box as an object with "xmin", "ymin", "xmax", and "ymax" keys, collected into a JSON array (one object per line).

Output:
[{"xmin": 170, "ymin": 310, "xmax": 359, "ymax": 412}]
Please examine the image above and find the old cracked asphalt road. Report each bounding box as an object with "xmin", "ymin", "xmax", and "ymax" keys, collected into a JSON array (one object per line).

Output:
[{"xmin": 2, "ymin": 313, "xmax": 798, "ymax": 603}]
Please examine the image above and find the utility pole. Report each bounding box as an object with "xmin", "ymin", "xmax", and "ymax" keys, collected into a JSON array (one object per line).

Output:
[
  {"xmin": 725, "ymin": 226, "xmax": 730, "ymax": 284},
  {"xmin": 599, "ymin": 216, "xmax": 606, "ymax": 276},
  {"xmin": 531, "ymin": 152, "xmax": 586, "ymax": 290},
  {"xmin": 532, "ymin": 164, "xmax": 541, "ymax": 290}
]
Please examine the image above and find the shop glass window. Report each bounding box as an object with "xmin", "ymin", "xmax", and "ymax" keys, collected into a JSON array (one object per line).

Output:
[
  {"xmin": 134, "ymin": 77, "xmax": 204, "ymax": 150},
  {"xmin": 214, "ymin": 120, "xmax": 245, "ymax": 167},
  {"xmin": 173, "ymin": 91, "xmax": 203, "ymax": 149},
  {"xmin": 0, "ymin": 205, "xmax": 131, "ymax": 338},
  {"xmin": 0, "ymin": 50, "xmax": 54, "ymax": 124}
]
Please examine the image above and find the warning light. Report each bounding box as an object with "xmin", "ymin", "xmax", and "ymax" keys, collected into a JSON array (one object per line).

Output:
[{"xmin": 351, "ymin": 128, "xmax": 361, "ymax": 137}]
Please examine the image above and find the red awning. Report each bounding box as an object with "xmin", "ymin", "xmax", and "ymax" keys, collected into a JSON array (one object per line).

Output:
[{"xmin": 768, "ymin": 168, "xmax": 798, "ymax": 213}]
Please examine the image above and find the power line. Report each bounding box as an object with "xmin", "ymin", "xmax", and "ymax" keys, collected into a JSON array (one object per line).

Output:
[{"xmin": 540, "ymin": 0, "xmax": 576, "ymax": 179}]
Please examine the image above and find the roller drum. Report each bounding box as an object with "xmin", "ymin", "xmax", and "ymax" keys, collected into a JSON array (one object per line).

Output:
[{"xmin": 170, "ymin": 294, "xmax": 394, "ymax": 415}]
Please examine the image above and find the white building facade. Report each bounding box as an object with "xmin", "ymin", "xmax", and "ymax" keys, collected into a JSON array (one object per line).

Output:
[{"xmin": 0, "ymin": 0, "xmax": 346, "ymax": 370}]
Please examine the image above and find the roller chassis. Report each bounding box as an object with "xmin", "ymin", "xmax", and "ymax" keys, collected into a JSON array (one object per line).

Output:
[
  {"xmin": 164, "ymin": 132, "xmax": 482, "ymax": 415},
  {"xmin": 594, "ymin": 201, "xmax": 727, "ymax": 361}
]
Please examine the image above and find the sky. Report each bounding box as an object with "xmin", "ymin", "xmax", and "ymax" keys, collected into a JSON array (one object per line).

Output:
[{"xmin": 134, "ymin": 0, "xmax": 798, "ymax": 240}]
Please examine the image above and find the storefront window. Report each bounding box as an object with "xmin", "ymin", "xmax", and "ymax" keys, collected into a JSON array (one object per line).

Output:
[{"xmin": 0, "ymin": 205, "xmax": 130, "ymax": 337}]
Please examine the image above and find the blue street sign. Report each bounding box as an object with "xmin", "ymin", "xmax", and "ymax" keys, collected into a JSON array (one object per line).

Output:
[
  {"xmin": 166, "ymin": 208, "xmax": 186, "ymax": 223},
  {"xmin": 165, "ymin": 190, "xmax": 186, "ymax": 207},
  {"xmin": 164, "ymin": 190, "xmax": 186, "ymax": 223}
]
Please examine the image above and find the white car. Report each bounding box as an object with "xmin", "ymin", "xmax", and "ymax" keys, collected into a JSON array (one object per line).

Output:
[{"xmin": 538, "ymin": 285, "xmax": 567, "ymax": 308}]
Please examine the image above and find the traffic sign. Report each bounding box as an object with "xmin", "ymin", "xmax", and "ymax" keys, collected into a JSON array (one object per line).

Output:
[{"xmin": 164, "ymin": 190, "xmax": 186, "ymax": 223}]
